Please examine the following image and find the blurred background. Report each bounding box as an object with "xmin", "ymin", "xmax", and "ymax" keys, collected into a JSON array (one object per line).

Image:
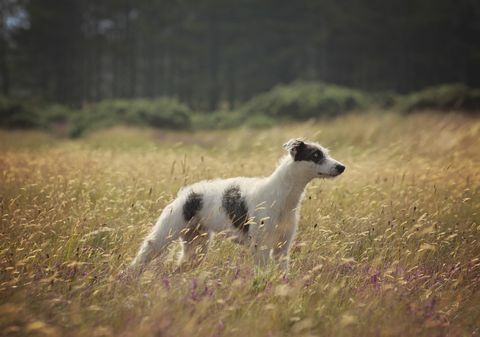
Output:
[{"xmin": 0, "ymin": 0, "xmax": 479, "ymax": 135}]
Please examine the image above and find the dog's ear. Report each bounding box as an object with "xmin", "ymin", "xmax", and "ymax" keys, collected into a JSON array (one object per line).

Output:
[{"xmin": 283, "ymin": 138, "xmax": 305, "ymax": 157}]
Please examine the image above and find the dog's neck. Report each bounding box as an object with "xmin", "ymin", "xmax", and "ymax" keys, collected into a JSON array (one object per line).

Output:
[{"xmin": 265, "ymin": 155, "xmax": 312, "ymax": 211}]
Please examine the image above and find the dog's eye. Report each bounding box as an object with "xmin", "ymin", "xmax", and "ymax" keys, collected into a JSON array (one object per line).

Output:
[{"xmin": 313, "ymin": 151, "xmax": 323, "ymax": 161}]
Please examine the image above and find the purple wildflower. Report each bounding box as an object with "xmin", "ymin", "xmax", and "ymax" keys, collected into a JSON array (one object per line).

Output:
[
  {"xmin": 162, "ymin": 276, "xmax": 170, "ymax": 290},
  {"xmin": 190, "ymin": 277, "xmax": 198, "ymax": 300},
  {"xmin": 370, "ymin": 272, "xmax": 379, "ymax": 287}
]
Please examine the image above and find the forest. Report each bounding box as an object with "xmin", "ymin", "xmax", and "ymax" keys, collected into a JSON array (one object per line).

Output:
[{"xmin": 1, "ymin": 0, "xmax": 479, "ymax": 111}]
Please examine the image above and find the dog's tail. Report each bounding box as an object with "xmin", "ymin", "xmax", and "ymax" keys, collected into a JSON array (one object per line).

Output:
[{"xmin": 129, "ymin": 199, "xmax": 185, "ymax": 271}]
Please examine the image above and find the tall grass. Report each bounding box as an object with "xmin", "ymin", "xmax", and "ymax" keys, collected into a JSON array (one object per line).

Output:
[{"xmin": 0, "ymin": 113, "xmax": 479, "ymax": 337}]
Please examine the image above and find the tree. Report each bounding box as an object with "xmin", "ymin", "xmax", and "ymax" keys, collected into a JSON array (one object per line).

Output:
[{"xmin": 3, "ymin": 0, "xmax": 480, "ymax": 106}]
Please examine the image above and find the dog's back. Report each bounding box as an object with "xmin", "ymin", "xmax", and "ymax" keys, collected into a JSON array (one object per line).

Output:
[{"xmin": 177, "ymin": 176, "xmax": 263, "ymax": 232}]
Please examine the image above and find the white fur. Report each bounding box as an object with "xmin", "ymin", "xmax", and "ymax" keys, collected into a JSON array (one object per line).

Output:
[{"xmin": 129, "ymin": 139, "xmax": 345, "ymax": 273}]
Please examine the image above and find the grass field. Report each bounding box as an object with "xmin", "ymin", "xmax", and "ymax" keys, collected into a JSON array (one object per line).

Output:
[{"xmin": 1, "ymin": 112, "xmax": 479, "ymax": 337}]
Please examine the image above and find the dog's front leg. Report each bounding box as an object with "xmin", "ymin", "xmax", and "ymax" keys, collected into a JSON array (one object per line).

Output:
[
  {"xmin": 273, "ymin": 240, "xmax": 291, "ymax": 273},
  {"xmin": 272, "ymin": 220, "xmax": 296, "ymax": 273},
  {"xmin": 251, "ymin": 243, "xmax": 271, "ymax": 269}
]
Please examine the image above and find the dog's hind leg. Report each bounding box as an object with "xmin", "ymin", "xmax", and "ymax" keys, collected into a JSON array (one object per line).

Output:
[
  {"xmin": 129, "ymin": 201, "xmax": 185, "ymax": 274},
  {"xmin": 177, "ymin": 222, "xmax": 210, "ymax": 269},
  {"xmin": 251, "ymin": 242, "xmax": 272, "ymax": 270}
]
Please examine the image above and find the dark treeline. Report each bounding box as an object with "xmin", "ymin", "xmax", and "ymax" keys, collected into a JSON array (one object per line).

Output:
[{"xmin": 1, "ymin": 0, "xmax": 479, "ymax": 110}]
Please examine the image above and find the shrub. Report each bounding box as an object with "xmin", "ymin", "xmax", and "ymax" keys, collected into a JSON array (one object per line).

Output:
[
  {"xmin": 70, "ymin": 98, "xmax": 192, "ymax": 137},
  {"xmin": 39, "ymin": 104, "xmax": 76, "ymax": 124},
  {"xmin": 0, "ymin": 97, "xmax": 77, "ymax": 131},
  {"xmin": 191, "ymin": 110, "xmax": 246, "ymax": 129},
  {"xmin": 244, "ymin": 115, "xmax": 276, "ymax": 129},
  {"xmin": 240, "ymin": 81, "xmax": 369, "ymax": 120},
  {"xmin": 370, "ymin": 91, "xmax": 400, "ymax": 109},
  {"xmin": 0, "ymin": 96, "xmax": 41, "ymax": 128},
  {"xmin": 399, "ymin": 83, "xmax": 480, "ymax": 113}
]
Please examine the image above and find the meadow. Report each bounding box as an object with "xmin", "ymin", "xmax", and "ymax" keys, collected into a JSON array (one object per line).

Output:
[{"xmin": 0, "ymin": 112, "xmax": 479, "ymax": 337}]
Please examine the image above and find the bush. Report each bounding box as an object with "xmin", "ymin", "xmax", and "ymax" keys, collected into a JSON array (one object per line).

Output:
[
  {"xmin": 370, "ymin": 91, "xmax": 400, "ymax": 109},
  {"xmin": 3, "ymin": 82, "xmax": 479, "ymax": 137},
  {"xmin": 244, "ymin": 115, "xmax": 276, "ymax": 129},
  {"xmin": 399, "ymin": 83, "xmax": 480, "ymax": 113},
  {"xmin": 0, "ymin": 97, "xmax": 77, "ymax": 131},
  {"xmin": 0, "ymin": 96, "xmax": 41, "ymax": 129},
  {"xmin": 240, "ymin": 81, "xmax": 369, "ymax": 120},
  {"xmin": 191, "ymin": 110, "xmax": 246, "ymax": 129},
  {"xmin": 191, "ymin": 111, "xmax": 276, "ymax": 130},
  {"xmin": 40, "ymin": 104, "xmax": 77, "ymax": 124},
  {"xmin": 70, "ymin": 98, "xmax": 192, "ymax": 137}
]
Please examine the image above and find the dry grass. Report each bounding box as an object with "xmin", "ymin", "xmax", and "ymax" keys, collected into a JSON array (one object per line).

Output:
[{"xmin": 1, "ymin": 112, "xmax": 479, "ymax": 337}]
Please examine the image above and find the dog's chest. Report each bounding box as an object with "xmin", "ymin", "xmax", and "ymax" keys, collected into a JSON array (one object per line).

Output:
[{"xmin": 247, "ymin": 192, "xmax": 299, "ymax": 234}]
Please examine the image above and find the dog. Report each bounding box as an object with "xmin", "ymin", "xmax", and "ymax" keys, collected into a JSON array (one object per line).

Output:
[{"xmin": 128, "ymin": 138, "xmax": 345, "ymax": 274}]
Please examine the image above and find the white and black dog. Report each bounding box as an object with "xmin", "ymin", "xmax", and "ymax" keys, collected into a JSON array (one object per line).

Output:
[{"xmin": 129, "ymin": 138, "xmax": 345, "ymax": 274}]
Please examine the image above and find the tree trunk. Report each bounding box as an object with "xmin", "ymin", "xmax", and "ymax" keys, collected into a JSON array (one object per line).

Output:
[
  {"xmin": 207, "ymin": 13, "xmax": 220, "ymax": 111},
  {"xmin": 0, "ymin": 37, "xmax": 9, "ymax": 95},
  {"xmin": 227, "ymin": 60, "xmax": 236, "ymax": 110},
  {"xmin": 0, "ymin": 10, "xmax": 10, "ymax": 95}
]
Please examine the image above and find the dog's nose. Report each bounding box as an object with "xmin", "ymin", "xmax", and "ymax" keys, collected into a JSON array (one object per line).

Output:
[{"xmin": 336, "ymin": 164, "xmax": 345, "ymax": 174}]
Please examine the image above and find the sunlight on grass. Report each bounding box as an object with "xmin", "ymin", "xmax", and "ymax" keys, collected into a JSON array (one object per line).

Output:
[{"xmin": 1, "ymin": 113, "xmax": 479, "ymax": 337}]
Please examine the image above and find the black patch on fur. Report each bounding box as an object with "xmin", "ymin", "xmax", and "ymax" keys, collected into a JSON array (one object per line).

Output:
[
  {"xmin": 183, "ymin": 192, "xmax": 203, "ymax": 222},
  {"xmin": 222, "ymin": 185, "xmax": 249, "ymax": 233},
  {"xmin": 294, "ymin": 143, "xmax": 325, "ymax": 164}
]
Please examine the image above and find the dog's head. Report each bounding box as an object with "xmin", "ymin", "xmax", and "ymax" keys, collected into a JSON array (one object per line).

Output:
[{"xmin": 283, "ymin": 138, "xmax": 345, "ymax": 178}]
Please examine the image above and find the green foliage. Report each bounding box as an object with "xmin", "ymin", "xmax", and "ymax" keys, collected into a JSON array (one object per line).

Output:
[
  {"xmin": 244, "ymin": 115, "xmax": 276, "ymax": 129},
  {"xmin": 370, "ymin": 91, "xmax": 400, "ymax": 109},
  {"xmin": 2, "ymin": 82, "xmax": 480, "ymax": 138},
  {"xmin": 0, "ymin": 97, "xmax": 77, "ymax": 131},
  {"xmin": 191, "ymin": 110, "xmax": 247, "ymax": 129},
  {"xmin": 70, "ymin": 98, "xmax": 192, "ymax": 138},
  {"xmin": 40, "ymin": 104, "xmax": 76, "ymax": 124},
  {"xmin": 0, "ymin": 96, "xmax": 41, "ymax": 129},
  {"xmin": 192, "ymin": 111, "xmax": 275, "ymax": 130},
  {"xmin": 240, "ymin": 81, "xmax": 369, "ymax": 120},
  {"xmin": 400, "ymin": 83, "xmax": 480, "ymax": 113}
]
